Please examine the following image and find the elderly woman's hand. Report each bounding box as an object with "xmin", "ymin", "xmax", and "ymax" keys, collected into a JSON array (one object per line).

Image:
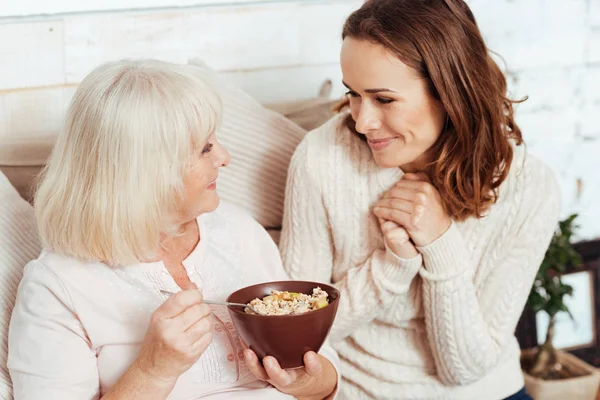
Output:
[
  {"xmin": 373, "ymin": 172, "xmax": 452, "ymax": 247},
  {"xmin": 244, "ymin": 349, "xmax": 337, "ymax": 400},
  {"xmin": 134, "ymin": 285, "xmax": 213, "ymax": 385}
]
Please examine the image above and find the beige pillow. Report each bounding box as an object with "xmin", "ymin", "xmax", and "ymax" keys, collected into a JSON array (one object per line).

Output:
[
  {"xmin": 0, "ymin": 171, "xmax": 41, "ymax": 399},
  {"xmin": 0, "ymin": 139, "xmax": 53, "ymax": 204},
  {"xmin": 188, "ymin": 59, "xmax": 308, "ymax": 229},
  {"xmin": 265, "ymin": 96, "xmax": 339, "ymax": 132},
  {"xmin": 0, "ymin": 166, "xmax": 43, "ymax": 205},
  {"xmin": 265, "ymin": 80, "xmax": 340, "ymax": 132}
]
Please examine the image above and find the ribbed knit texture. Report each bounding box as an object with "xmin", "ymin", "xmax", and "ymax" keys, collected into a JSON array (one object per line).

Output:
[
  {"xmin": 280, "ymin": 114, "xmax": 561, "ymax": 400},
  {"xmin": 0, "ymin": 172, "xmax": 40, "ymax": 400}
]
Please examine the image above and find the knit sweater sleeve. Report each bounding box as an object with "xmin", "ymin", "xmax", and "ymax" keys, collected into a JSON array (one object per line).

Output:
[
  {"xmin": 418, "ymin": 158, "xmax": 560, "ymax": 385},
  {"xmin": 279, "ymin": 135, "xmax": 422, "ymax": 343}
]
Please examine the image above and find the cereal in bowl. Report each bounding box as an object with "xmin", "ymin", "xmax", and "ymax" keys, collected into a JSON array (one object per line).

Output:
[{"xmin": 245, "ymin": 287, "xmax": 329, "ymax": 315}]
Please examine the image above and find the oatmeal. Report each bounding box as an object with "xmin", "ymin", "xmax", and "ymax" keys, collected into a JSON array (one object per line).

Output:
[{"xmin": 245, "ymin": 287, "xmax": 329, "ymax": 315}]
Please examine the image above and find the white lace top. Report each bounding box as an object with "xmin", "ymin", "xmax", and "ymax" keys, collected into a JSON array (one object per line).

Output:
[{"xmin": 8, "ymin": 202, "xmax": 340, "ymax": 400}]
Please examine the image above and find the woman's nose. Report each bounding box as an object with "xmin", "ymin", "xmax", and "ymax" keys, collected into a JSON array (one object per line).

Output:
[
  {"xmin": 354, "ymin": 102, "xmax": 381, "ymax": 134},
  {"xmin": 215, "ymin": 144, "xmax": 231, "ymax": 168}
]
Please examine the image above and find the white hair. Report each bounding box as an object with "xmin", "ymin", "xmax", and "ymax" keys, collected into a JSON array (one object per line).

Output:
[{"xmin": 35, "ymin": 59, "xmax": 222, "ymax": 266}]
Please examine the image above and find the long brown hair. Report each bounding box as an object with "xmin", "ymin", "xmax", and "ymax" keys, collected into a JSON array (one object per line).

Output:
[{"xmin": 338, "ymin": 0, "xmax": 524, "ymax": 220}]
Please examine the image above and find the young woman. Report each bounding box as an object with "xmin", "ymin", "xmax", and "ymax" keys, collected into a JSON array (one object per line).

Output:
[{"xmin": 280, "ymin": 1, "xmax": 559, "ymax": 399}]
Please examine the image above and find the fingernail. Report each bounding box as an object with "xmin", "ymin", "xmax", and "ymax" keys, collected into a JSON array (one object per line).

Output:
[{"xmin": 244, "ymin": 351, "xmax": 252, "ymax": 361}]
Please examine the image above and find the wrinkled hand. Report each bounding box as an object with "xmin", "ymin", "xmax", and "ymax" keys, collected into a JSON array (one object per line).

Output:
[
  {"xmin": 135, "ymin": 283, "xmax": 213, "ymax": 384},
  {"xmin": 374, "ymin": 172, "xmax": 451, "ymax": 247},
  {"xmin": 244, "ymin": 348, "xmax": 337, "ymax": 400}
]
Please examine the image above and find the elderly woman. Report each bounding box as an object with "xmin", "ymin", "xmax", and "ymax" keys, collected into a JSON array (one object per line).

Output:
[{"xmin": 7, "ymin": 59, "xmax": 339, "ymax": 400}]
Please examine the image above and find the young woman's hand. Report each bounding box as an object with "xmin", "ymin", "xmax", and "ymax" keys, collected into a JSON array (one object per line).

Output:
[
  {"xmin": 375, "ymin": 184, "xmax": 419, "ymax": 259},
  {"xmin": 374, "ymin": 172, "xmax": 452, "ymax": 247}
]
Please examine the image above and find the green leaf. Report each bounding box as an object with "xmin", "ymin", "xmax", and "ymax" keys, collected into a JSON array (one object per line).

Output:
[
  {"xmin": 546, "ymin": 301, "xmax": 562, "ymax": 318},
  {"xmin": 532, "ymin": 214, "xmax": 581, "ymax": 320},
  {"xmin": 561, "ymin": 284, "xmax": 574, "ymax": 297},
  {"xmin": 527, "ymin": 290, "xmax": 546, "ymax": 312}
]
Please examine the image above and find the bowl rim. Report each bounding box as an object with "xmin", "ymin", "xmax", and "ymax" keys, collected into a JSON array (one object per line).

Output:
[{"xmin": 225, "ymin": 280, "xmax": 340, "ymax": 318}]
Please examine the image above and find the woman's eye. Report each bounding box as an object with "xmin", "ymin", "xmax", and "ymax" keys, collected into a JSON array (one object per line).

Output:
[
  {"xmin": 201, "ymin": 143, "xmax": 214, "ymax": 154},
  {"xmin": 345, "ymin": 90, "xmax": 359, "ymax": 98},
  {"xmin": 376, "ymin": 97, "xmax": 394, "ymax": 105}
]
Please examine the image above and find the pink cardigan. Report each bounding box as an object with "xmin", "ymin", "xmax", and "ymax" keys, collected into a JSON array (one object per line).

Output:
[{"xmin": 8, "ymin": 203, "xmax": 340, "ymax": 399}]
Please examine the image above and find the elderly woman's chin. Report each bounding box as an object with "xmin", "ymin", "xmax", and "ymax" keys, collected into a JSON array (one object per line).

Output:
[
  {"xmin": 198, "ymin": 191, "xmax": 222, "ymax": 215},
  {"xmin": 206, "ymin": 194, "xmax": 221, "ymax": 213},
  {"xmin": 181, "ymin": 193, "xmax": 222, "ymax": 221}
]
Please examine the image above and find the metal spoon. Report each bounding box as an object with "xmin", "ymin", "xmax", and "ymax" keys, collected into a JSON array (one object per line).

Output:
[{"xmin": 159, "ymin": 289, "xmax": 264, "ymax": 315}]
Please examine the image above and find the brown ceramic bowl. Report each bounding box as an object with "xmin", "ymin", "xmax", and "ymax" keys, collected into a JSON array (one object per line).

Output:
[{"xmin": 226, "ymin": 280, "xmax": 340, "ymax": 369}]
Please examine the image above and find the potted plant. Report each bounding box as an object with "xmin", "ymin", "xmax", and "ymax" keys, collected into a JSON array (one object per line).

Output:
[{"xmin": 521, "ymin": 214, "xmax": 600, "ymax": 400}]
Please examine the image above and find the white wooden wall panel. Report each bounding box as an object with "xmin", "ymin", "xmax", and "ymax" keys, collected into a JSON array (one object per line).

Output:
[
  {"xmin": 0, "ymin": 20, "xmax": 65, "ymax": 89},
  {"xmin": 0, "ymin": 0, "xmax": 357, "ymax": 172},
  {"xmin": 0, "ymin": 62, "xmax": 345, "ymax": 147},
  {"xmin": 0, "ymin": 0, "xmax": 299, "ymax": 18},
  {"xmin": 63, "ymin": 12, "xmax": 189, "ymax": 83},
  {"xmin": 63, "ymin": 2, "xmax": 356, "ymax": 83},
  {"xmin": 221, "ymin": 64, "xmax": 344, "ymax": 104},
  {"xmin": 0, "ymin": 0, "xmax": 356, "ymax": 148},
  {"xmin": 0, "ymin": 62, "xmax": 344, "ymax": 145},
  {"xmin": 0, "ymin": 87, "xmax": 75, "ymax": 162},
  {"xmin": 0, "ymin": 1, "xmax": 359, "ymax": 90},
  {"xmin": 297, "ymin": 2, "xmax": 353, "ymax": 64}
]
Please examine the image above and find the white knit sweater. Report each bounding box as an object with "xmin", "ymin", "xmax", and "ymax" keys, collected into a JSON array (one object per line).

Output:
[{"xmin": 279, "ymin": 114, "xmax": 560, "ymax": 400}]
